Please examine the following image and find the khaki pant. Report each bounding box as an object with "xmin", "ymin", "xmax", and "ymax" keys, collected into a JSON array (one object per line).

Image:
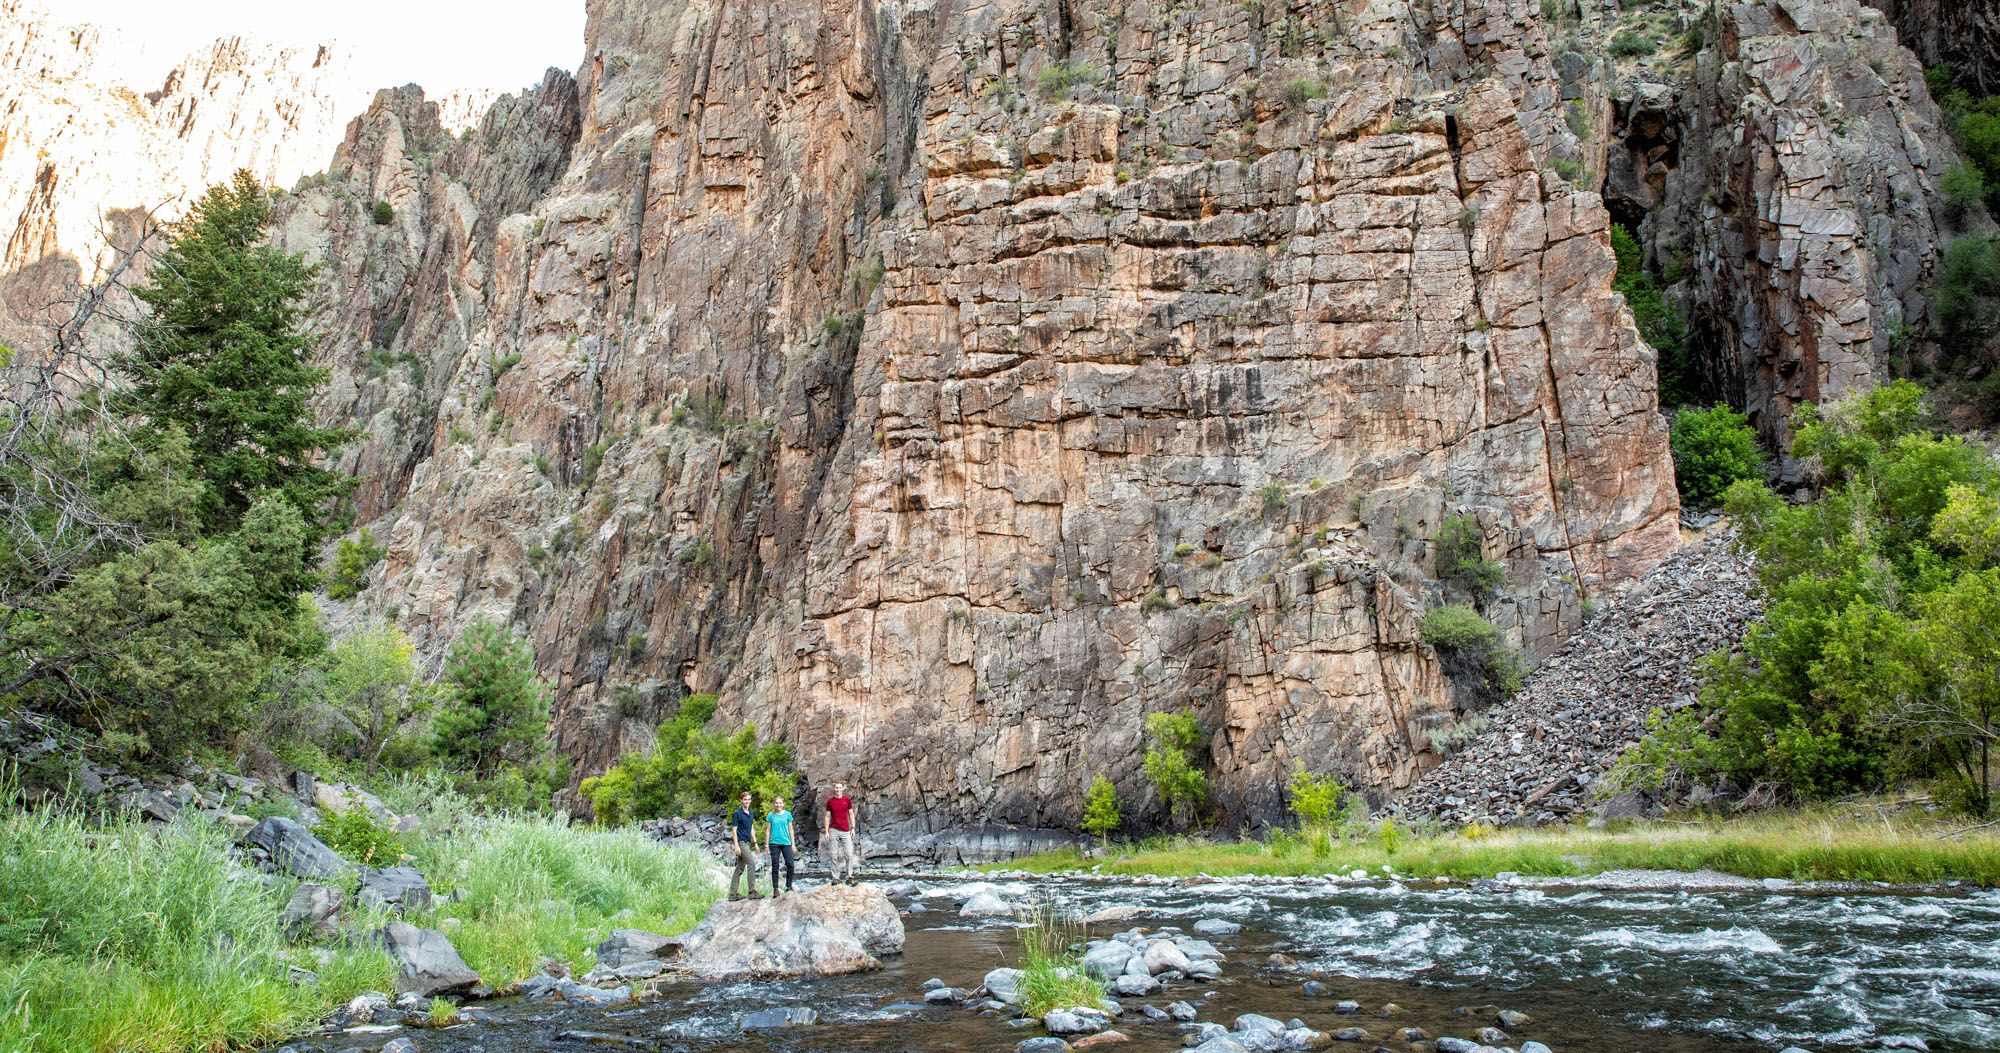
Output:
[
  {"xmin": 825, "ymin": 829, "xmax": 857, "ymax": 882},
  {"xmin": 730, "ymin": 842, "xmax": 759, "ymax": 897}
]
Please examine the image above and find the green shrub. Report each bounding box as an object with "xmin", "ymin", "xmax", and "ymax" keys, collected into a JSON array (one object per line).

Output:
[
  {"xmin": 1669, "ymin": 403, "xmax": 1763, "ymax": 505},
  {"xmin": 372, "ymin": 201, "xmax": 393, "ymax": 224},
  {"xmin": 325, "ymin": 619, "xmax": 421, "ymax": 767},
  {"xmin": 1286, "ymin": 767, "xmax": 1360, "ymax": 830},
  {"xmin": 1015, "ymin": 903, "xmax": 1103, "ymax": 1016},
  {"xmin": 580, "ymin": 693, "xmax": 796, "ymax": 825},
  {"xmin": 1256, "ymin": 481, "xmax": 1288, "ymax": 514},
  {"xmin": 1434, "ymin": 512, "xmax": 1506, "ymax": 601},
  {"xmin": 430, "ymin": 617, "xmax": 554, "ymax": 780},
  {"xmin": 316, "ymin": 806, "xmax": 405, "ymax": 866},
  {"xmin": 327, "ymin": 527, "xmax": 387, "ymax": 600},
  {"xmin": 1611, "ymin": 223, "xmax": 1696, "ymax": 405},
  {"xmin": 1141, "ymin": 709, "xmax": 1208, "ymax": 827},
  {"xmin": 1935, "ymin": 235, "xmax": 2000, "ymax": 346},
  {"xmin": 1081, "ymin": 774, "xmax": 1121, "ymax": 842},
  {"xmin": 1609, "ymin": 29, "xmax": 1657, "ymax": 57},
  {"xmin": 1282, "ymin": 76, "xmax": 1327, "ymax": 107},
  {"xmin": 1035, "ymin": 62, "xmax": 1099, "ymax": 100},
  {"xmin": 1941, "ymin": 161, "xmax": 1989, "ymax": 227},
  {"xmin": 1419, "ymin": 605, "xmax": 1526, "ymax": 708}
]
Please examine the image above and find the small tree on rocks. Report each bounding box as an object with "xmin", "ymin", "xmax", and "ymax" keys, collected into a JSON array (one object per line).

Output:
[
  {"xmin": 1081, "ymin": 774, "xmax": 1121, "ymax": 844},
  {"xmin": 1142, "ymin": 709, "xmax": 1208, "ymax": 827}
]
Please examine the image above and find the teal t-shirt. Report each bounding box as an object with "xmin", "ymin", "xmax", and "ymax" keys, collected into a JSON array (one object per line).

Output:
[{"xmin": 766, "ymin": 810, "xmax": 794, "ymax": 846}]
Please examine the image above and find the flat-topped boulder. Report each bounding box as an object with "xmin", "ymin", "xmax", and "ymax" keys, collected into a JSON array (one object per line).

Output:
[{"xmin": 672, "ymin": 883, "xmax": 903, "ymax": 980}]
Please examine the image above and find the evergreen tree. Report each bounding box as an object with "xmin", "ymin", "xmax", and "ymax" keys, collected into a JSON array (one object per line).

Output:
[
  {"xmin": 116, "ymin": 170, "xmax": 353, "ymax": 545},
  {"xmin": 432, "ymin": 616, "xmax": 553, "ymax": 775}
]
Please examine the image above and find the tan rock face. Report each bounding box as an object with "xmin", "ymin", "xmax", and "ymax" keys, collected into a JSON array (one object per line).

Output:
[
  {"xmin": 275, "ymin": 0, "xmax": 1678, "ymax": 844},
  {"xmin": 0, "ymin": 0, "xmax": 365, "ymax": 349}
]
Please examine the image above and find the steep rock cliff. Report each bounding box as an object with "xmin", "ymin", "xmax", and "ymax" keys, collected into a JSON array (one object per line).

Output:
[{"xmin": 274, "ymin": 0, "xmax": 1679, "ymax": 846}]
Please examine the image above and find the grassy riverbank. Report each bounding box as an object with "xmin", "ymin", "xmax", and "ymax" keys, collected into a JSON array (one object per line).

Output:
[
  {"xmin": 998, "ymin": 809, "xmax": 2000, "ymax": 886},
  {"xmin": 0, "ymin": 789, "xmax": 718, "ymax": 1053}
]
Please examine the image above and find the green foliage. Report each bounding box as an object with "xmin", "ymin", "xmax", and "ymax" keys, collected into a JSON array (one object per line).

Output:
[
  {"xmin": 327, "ymin": 526, "xmax": 387, "ymax": 599},
  {"xmin": 0, "ymin": 808, "xmax": 393, "ymax": 1053},
  {"xmin": 1625, "ymin": 382, "xmax": 2000, "ymax": 810},
  {"xmin": 1936, "ymin": 235, "xmax": 2000, "ymax": 347},
  {"xmin": 325, "ymin": 620, "xmax": 422, "ymax": 767},
  {"xmin": 430, "ymin": 616, "xmax": 553, "ymax": 779},
  {"xmin": 1035, "ymin": 62, "xmax": 1099, "ymax": 100},
  {"xmin": 1669, "ymin": 403, "xmax": 1764, "ymax": 505},
  {"xmin": 1433, "ymin": 512, "xmax": 1505, "ymax": 601},
  {"xmin": 1282, "ymin": 76, "xmax": 1327, "ymax": 107},
  {"xmin": 1419, "ymin": 605, "xmax": 1526, "ymax": 708},
  {"xmin": 117, "ymin": 171, "xmax": 355, "ymax": 547},
  {"xmin": 579, "ymin": 693, "xmax": 797, "ymax": 825},
  {"xmin": 1609, "ymin": 29, "xmax": 1657, "ymax": 57},
  {"xmin": 315, "ymin": 806, "xmax": 405, "ymax": 866},
  {"xmin": 1016, "ymin": 902, "xmax": 1103, "ymax": 1015},
  {"xmin": 1286, "ymin": 767, "xmax": 1354, "ymax": 827},
  {"xmin": 1610, "ymin": 223, "xmax": 1696, "ymax": 405},
  {"xmin": 371, "ymin": 200, "xmax": 394, "ymax": 224},
  {"xmin": 1081, "ymin": 774, "xmax": 1121, "ymax": 842},
  {"xmin": 1256, "ymin": 481, "xmax": 1288, "ymax": 514},
  {"xmin": 1141, "ymin": 709, "xmax": 1208, "ymax": 826},
  {"xmin": 1941, "ymin": 161, "xmax": 1989, "ymax": 227}
]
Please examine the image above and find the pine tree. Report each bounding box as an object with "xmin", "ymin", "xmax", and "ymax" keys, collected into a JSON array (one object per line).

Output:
[
  {"xmin": 117, "ymin": 170, "xmax": 354, "ymax": 545},
  {"xmin": 431, "ymin": 616, "xmax": 553, "ymax": 775}
]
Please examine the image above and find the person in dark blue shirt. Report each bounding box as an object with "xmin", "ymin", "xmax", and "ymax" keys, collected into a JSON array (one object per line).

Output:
[{"xmin": 728, "ymin": 792, "xmax": 761, "ymax": 900}]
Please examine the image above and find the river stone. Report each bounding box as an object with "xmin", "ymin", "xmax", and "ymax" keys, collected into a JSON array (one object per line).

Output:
[
  {"xmin": 358, "ymin": 866, "xmax": 433, "ymax": 915},
  {"xmin": 1043, "ymin": 1008, "xmax": 1109, "ymax": 1035},
  {"xmin": 1191, "ymin": 918, "xmax": 1240, "ymax": 937},
  {"xmin": 1081, "ymin": 941, "xmax": 1134, "ymax": 980},
  {"xmin": 1168, "ymin": 1000, "xmax": 1198, "ymax": 1021},
  {"xmin": 960, "ymin": 889, "xmax": 1015, "ymax": 917},
  {"xmin": 519, "ymin": 974, "xmax": 629, "ymax": 1004},
  {"xmin": 1496, "ymin": 1009, "xmax": 1531, "ymax": 1029},
  {"xmin": 379, "ymin": 1040, "xmax": 421, "ymax": 1053},
  {"xmin": 1236, "ymin": 1014, "xmax": 1286, "ymax": 1033},
  {"xmin": 1141, "ymin": 1005, "xmax": 1169, "ymax": 1022},
  {"xmin": 741, "ymin": 1007, "xmax": 818, "ymax": 1028},
  {"xmin": 1333, "ymin": 1000, "xmax": 1361, "ymax": 1014},
  {"xmin": 924, "ymin": 986, "xmax": 967, "ymax": 1003},
  {"xmin": 280, "ymin": 882, "xmax": 343, "ymax": 938},
  {"xmin": 1190, "ymin": 1037, "xmax": 1249, "ymax": 1053},
  {"xmin": 1434, "ymin": 1039, "xmax": 1480, "ymax": 1053},
  {"xmin": 1283, "ymin": 1028, "xmax": 1333, "ymax": 1050},
  {"xmin": 985, "ymin": 966, "xmax": 1025, "ymax": 1004},
  {"xmin": 1177, "ymin": 938, "xmax": 1224, "ymax": 960},
  {"xmin": 1183, "ymin": 958, "xmax": 1222, "ymax": 981},
  {"xmin": 374, "ymin": 920, "xmax": 479, "ymax": 996},
  {"xmin": 1520, "ymin": 1044, "xmax": 1554, "ymax": 1053},
  {"xmin": 1329, "ymin": 1027, "xmax": 1370, "ymax": 1042},
  {"xmin": 1111, "ymin": 973, "xmax": 1159, "ymax": 996},
  {"xmin": 674, "ymin": 884, "xmax": 903, "ymax": 979},
  {"xmin": 1084, "ymin": 904, "xmax": 1145, "ymax": 924},
  {"xmin": 244, "ymin": 817, "xmax": 351, "ymax": 881},
  {"xmin": 1476, "ymin": 1026, "xmax": 1510, "ymax": 1043},
  {"xmin": 597, "ymin": 928, "xmax": 676, "ymax": 968},
  {"xmin": 1142, "ymin": 940, "xmax": 1192, "ymax": 975},
  {"xmin": 1072, "ymin": 1033, "xmax": 1129, "ymax": 1049},
  {"xmin": 1016, "ymin": 1039, "xmax": 1072, "ymax": 1053}
]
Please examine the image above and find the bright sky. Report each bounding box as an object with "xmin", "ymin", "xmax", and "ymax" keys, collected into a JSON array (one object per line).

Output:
[{"xmin": 68, "ymin": 0, "xmax": 586, "ymax": 96}]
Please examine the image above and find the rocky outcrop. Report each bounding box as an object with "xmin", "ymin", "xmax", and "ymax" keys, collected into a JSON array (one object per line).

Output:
[
  {"xmin": 1864, "ymin": 0, "xmax": 2000, "ymax": 94},
  {"xmin": 0, "ymin": 0, "xmax": 366, "ymax": 350},
  {"xmin": 373, "ymin": 919, "xmax": 481, "ymax": 996},
  {"xmin": 1398, "ymin": 527, "xmax": 1761, "ymax": 826},
  {"xmin": 243, "ymin": 817, "xmax": 353, "ymax": 881},
  {"xmin": 1642, "ymin": 0, "xmax": 1956, "ymax": 444},
  {"xmin": 263, "ymin": 0, "xmax": 1680, "ymax": 847},
  {"xmin": 671, "ymin": 882, "xmax": 903, "ymax": 979}
]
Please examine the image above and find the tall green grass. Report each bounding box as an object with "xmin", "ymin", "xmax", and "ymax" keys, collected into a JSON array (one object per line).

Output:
[
  {"xmin": 993, "ymin": 810, "xmax": 2000, "ymax": 886},
  {"xmin": 0, "ymin": 807, "xmax": 392, "ymax": 1053},
  {"xmin": 1014, "ymin": 902, "xmax": 1104, "ymax": 1017},
  {"xmin": 406, "ymin": 815, "xmax": 720, "ymax": 986}
]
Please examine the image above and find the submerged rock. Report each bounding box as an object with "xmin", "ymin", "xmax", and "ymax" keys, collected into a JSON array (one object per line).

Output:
[
  {"xmin": 673, "ymin": 883, "xmax": 903, "ymax": 979},
  {"xmin": 1191, "ymin": 918, "xmax": 1240, "ymax": 937},
  {"xmin": 1016, "ymin": 1039, "xmax": 1072, "ymax": 1053},
  {"xmin": 741, "ymin": 1006, "xmax": 819, "ymax": 1028}
]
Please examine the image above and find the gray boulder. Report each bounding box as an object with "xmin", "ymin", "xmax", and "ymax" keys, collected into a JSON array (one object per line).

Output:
[
  {"xmin": 1111, "ymin": 972, "xmax": 1159, "ymax": 996},
  {"xmin": 595, "ymin": 928, "xmax": 677, "ymax": 969},
  {"xmin": 357, "ymin": 866, "xmax": 432, "ymax": 915},
  {"xmin": 518, "ymin": 974, "xmax": 630, "ymax": 1005},
  {"xmin": 1177, "ymin": 938, "xmax": 1225, "ymax": 960},
  {"xmin": 742, "ymin": 1007, "xmax": 818, "ymax": 1028},
  {"xmin": 1183, "ymin": 958, "xmax": 1223, "ymax": 981},
  {"xmin": 1081, "ymin": 940, "xmax": 1134, "ymax": 980},
  {"xmin": 379, "ymin": 1040, "xmax": 421, "ymax": 1053},
  {"xmin": 1284, "ymin": 1027, "xmax": 1334, "ymax": 1049},
  {"xmin": 373, "ymin": 920, "xmax": 479, "ymax": 996},
  {"xmin": 1042, "ymin": 1008, "xmax": 1109, "ymax": 1034},
  {"xmin": 674, "ymin": 883, "xmax": 904, "ymax": 979},
  {"xmin": 1017, "ymin": 1039, "xmax": 1072, "ymax": 1053},
  {"xmin": 984, "ymin": 966, "xmax": 1025, "ymax": 1005},
  {"xmin": 960, "ymin": 889, "xmax": 1015, "ymax": 917},
  {"xmin": 1236, "ymin": 1014, "xmax": 1286, "ymax": 1033},
  {"xmin": 280, "ymin": 882, "xmax": 343, "ymax": 939},
  {"xmin": 244, "ymin": 817, "xmax": 351, "ymax": 881},
  {"xmin": 1434, "ymin": 1039, "xmax": 1481, "ymax": 1053},
  {"xmin": 1192, "ymin": 918, "xmax": 1241, "ymax": 937},
  {"xmin": 1142, "ymin": 939, "xmax": 1193, "ymax": 975},
  {"xmin": 1168, "ymin": 1000, "xmax": 1198, "ymax": 1021},
  {"xmin": 1520, "ymin": 1044, "xmax": 1554, "ymax": 1053},
  {"xmin": 1191, "ymin": 1037, "xmax": 1250, "ymax": 1053},
  {"xmin": 924, "ymin": 986, "xmax": 967, "ymax": 1004}
]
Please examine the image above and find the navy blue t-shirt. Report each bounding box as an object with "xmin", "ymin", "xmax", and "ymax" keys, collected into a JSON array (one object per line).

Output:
[{"xmin": 732, "ymin": 808, "xmax": 755, "ymax": 843}]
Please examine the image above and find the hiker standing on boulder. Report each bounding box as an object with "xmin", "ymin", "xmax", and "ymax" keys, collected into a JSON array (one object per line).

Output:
[
  {"xmin": 728, "ymin": 792, "xmax": 762, "ymax": 901},
  {"xmin": 822, "ymin": 780, "xmax": 860, "ymax": 885},
  {"xmin": 764, "ymin": 795, "xmax": 797, "ymax": 896}
]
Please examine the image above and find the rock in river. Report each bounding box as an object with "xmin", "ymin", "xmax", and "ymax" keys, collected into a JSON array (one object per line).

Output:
[
  {"xmin": 674, "ymin": 883, "xmax": 903, "ymax": 979},
  {"xmin": 741, "ymin": 1007, "xmax": 818, "ymax": 1029},
  {"xmin": 373, "ymin": 920, "xmax": 479, "ymax": 996},
  {"xmin": 984, "ymin": 966, "xmax": 1025, "ymax": 1005}
]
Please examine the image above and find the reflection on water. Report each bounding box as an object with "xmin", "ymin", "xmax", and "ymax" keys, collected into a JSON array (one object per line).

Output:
[{"xmin": 285, "ymin": 874, "xmax": 2000, "ymax": 1053}]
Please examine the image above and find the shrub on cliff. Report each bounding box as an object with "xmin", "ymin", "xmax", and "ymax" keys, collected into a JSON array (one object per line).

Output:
[
  {"xmin": 1624, "ymin": 382, "xmax": 2000, "ymax": 813},
  {"xmin": 1609, "ymin": 224, "xmax": 1695, "ymax": 405},
  {"xmin": 1669, "ymin": 403, "xmax": 1764, "ymax": 505},
  {"xmin": 1434, "ymin": 512, "xmax": 1505, "ymax": 602},
  {"xmin": 327, "ymin": 527, "xmax": 387, "ymax": 599},
  {"xmin": 1419, "ymin": 605, "xmax": 1525, "ymax": 709},
  {"xmin": 1141, "ymin": 709, "xmax": 1208, "ymax": 828},
  {"xmin": 372, "ymin": 200, "xmax": 393, "ymax": 224}
]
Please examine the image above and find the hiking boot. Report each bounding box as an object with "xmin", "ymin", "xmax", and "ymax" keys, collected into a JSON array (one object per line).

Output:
[
  {"xmin": 728, "ymin": 893, "xmax": 742, "ymax": 902},
  {"xmin": 747, "ymin": 891, "xmax": 764, "ymax": 900}
]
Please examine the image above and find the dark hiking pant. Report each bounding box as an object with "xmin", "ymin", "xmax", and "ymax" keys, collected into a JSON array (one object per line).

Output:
[{"xmin": 768, "ymin": 843, "xmax": 796, "ymax": 891}]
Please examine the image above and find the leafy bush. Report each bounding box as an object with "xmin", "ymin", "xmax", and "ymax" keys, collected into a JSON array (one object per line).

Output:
[
  {"xmin": 1669, "ymin": 403, "xmax": 1763, "ymax": 505},
  {"xmin": 1433, "ymin": 512, "xmax": 1505, "ymax": 601},
  {"xmin": 1141, "ymin": 709, "xmax": 1208, "ymax": 827},
  {"xmin": 1426, "ymin": 713, "xmax": 1491, "ymax": 758},
  {"xmin": 315, "ymin": 806, "xmax": 405, "ymax": 866},
  {"xmin": 1610, "ymin": 223, "xmax": 1696, "ymax": 405},
  {"xmin": 1286, "ymin": 767, "xmax": 1363, "ymax": 835},
  {"xmin": 327, "ymin": 527, "xmax": 387, "ymax": 599},
  {"xmin": 1282, "ymin": 76, "xmax": 1327, "ymax": 107},
  {"xmin": 1622, "ymin": 382, "xmax": 2000, "ymax": 812},
  {"xmin": 1941, "ymin": 161, "xmax": 1989, "ymax": 227},
  {"xmin": 1936, "ymin": 235, "xmax": 2000, "ymax": 346},
  {"xmin": 1081, "ymin": 774, "xmax": 1121, "ymax": 842},
  {"xmin": 580, "ymin": 693, "xmax": 795, "ymax": 825},
  {"xmin": 1419, "ymin": 605, "xmax": 1526, "ymax": 708},
  {"xmin": 324, "ymin": 620, "xmax": 421, "ymax": 767},
  {"xmin": 372, "ymin": 201, "xmax": 393, "ymax": 224},
  {"xmin": 1609, "ymin": 29, "xmax": 1657, "ymax": 57},
  {"xmin": 1035, "ymin": 62, "xmax": 1099, "ymax": 100}
]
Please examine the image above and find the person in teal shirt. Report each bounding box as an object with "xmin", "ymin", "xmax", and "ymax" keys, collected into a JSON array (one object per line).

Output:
[{"xmin": 762, "ymin": 796, "xmax": 796, "ymax": 895}]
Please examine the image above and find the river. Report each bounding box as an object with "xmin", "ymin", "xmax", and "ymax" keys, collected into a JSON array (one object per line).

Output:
[{"xmin": 284, "ymin": 872, "xmax": 2000, "ymax": 1052}]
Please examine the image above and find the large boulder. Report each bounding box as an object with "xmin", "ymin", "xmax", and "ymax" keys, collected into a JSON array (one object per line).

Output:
[
  {"xmin": 984, "ymin": 966, "xmax": 1025, "ymax": 1005},
  {"xmin": 959, "ymin": 886, "xmax": 1015, "ymax": 917},
  {"xmin": 357, "ymin": 866, "xmax": 432, "ymax": 915},
  {"xmin": 373, "ymin": 920, "xmax": 479, "ymax": 996},
  {"xmin": 596, "ymin": 928, "xmax": 677, "ymax": 969},
  {"xmin": 244, "ymin": 817, "xmax": 352, "ymax": 881},
  {"xmin": 1080, "ymin": 941, "xmax": 1133, "ymax": 980},
  {"xmin": 672, "ymin": 883, "xmax": 904, "ymax": 979},
  {"xmin": 280, "ymin": 882, "xmax": 344, "ymax": 939}
]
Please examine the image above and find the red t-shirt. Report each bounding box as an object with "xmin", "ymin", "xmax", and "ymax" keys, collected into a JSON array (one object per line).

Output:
[{"xmin": 826, "ymin": 795, "xmax": 853, "ymax": 832}]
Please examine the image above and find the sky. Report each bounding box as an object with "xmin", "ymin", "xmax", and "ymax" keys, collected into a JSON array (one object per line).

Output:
[{"xmin": 67, "ymin": 0, "xmax": 587, "ymax": 96}]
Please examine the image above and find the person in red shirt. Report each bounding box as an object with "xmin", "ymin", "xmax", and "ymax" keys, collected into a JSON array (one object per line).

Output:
[{"xmin": 821, "ymin": 781, "xmax": 859, "ymax": 885}]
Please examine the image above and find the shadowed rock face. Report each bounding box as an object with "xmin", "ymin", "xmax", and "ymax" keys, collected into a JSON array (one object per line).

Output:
[{"xmin": 271, "ymin": 0, "xmax": 1678, "ymax": 846}]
